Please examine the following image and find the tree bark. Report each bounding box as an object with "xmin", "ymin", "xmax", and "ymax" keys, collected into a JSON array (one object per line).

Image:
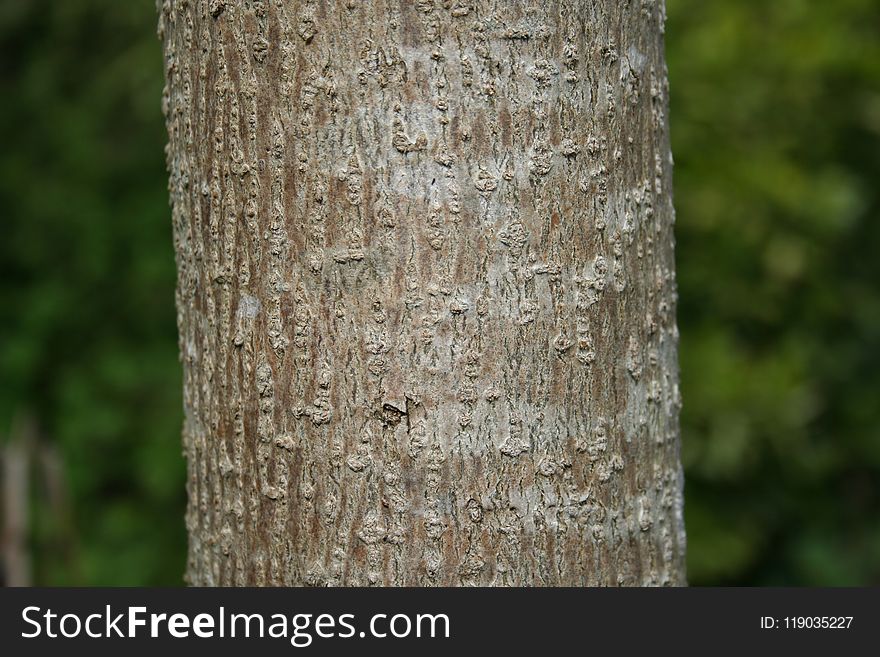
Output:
[{"xmin": 159, "ymin": 0, "xmax": 686, "ymax": 586}]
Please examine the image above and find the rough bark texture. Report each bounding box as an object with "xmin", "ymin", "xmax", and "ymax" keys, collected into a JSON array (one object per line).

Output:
[{"xmin": 159, "ymin": 0, "xmax": 686, "ymax": 586}]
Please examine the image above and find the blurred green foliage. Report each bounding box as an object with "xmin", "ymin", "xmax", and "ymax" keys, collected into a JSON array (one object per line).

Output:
[
  {"xmin": 668, "ymin": 0, "xmax": 880, "ymax": 584},
  {"xmin": 0, "ymin": 0, "xmax": 185, "ymax": 585},
  {"xmin": 0, "ymin": 0, "xmax": 878, "ymax": 585}
]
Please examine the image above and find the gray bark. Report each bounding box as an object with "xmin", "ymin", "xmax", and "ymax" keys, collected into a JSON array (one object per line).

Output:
[{"xmin": 159, "ymin": 0, "xmax": 686, "ymax": 586}]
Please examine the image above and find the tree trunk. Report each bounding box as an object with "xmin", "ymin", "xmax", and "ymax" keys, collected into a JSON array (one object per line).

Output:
[{"xmin": 159, "ymin": 0, "xmax": 686, "ymax": 586}]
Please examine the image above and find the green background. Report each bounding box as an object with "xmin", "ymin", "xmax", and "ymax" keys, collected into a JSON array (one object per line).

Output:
[{"xmin": 1, "ymin": 0, "xmax": 878, "ymax": 586}]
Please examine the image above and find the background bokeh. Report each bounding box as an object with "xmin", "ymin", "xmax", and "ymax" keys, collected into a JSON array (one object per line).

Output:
[{"xmin": 1, "ymin": 0, "xmax": 878, "ymax": 586}]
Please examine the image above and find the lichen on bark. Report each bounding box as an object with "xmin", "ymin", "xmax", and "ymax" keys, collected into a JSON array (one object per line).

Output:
[{"xmin": 159, "ymin": 0, "xmax": 686, "ymax": 586}]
